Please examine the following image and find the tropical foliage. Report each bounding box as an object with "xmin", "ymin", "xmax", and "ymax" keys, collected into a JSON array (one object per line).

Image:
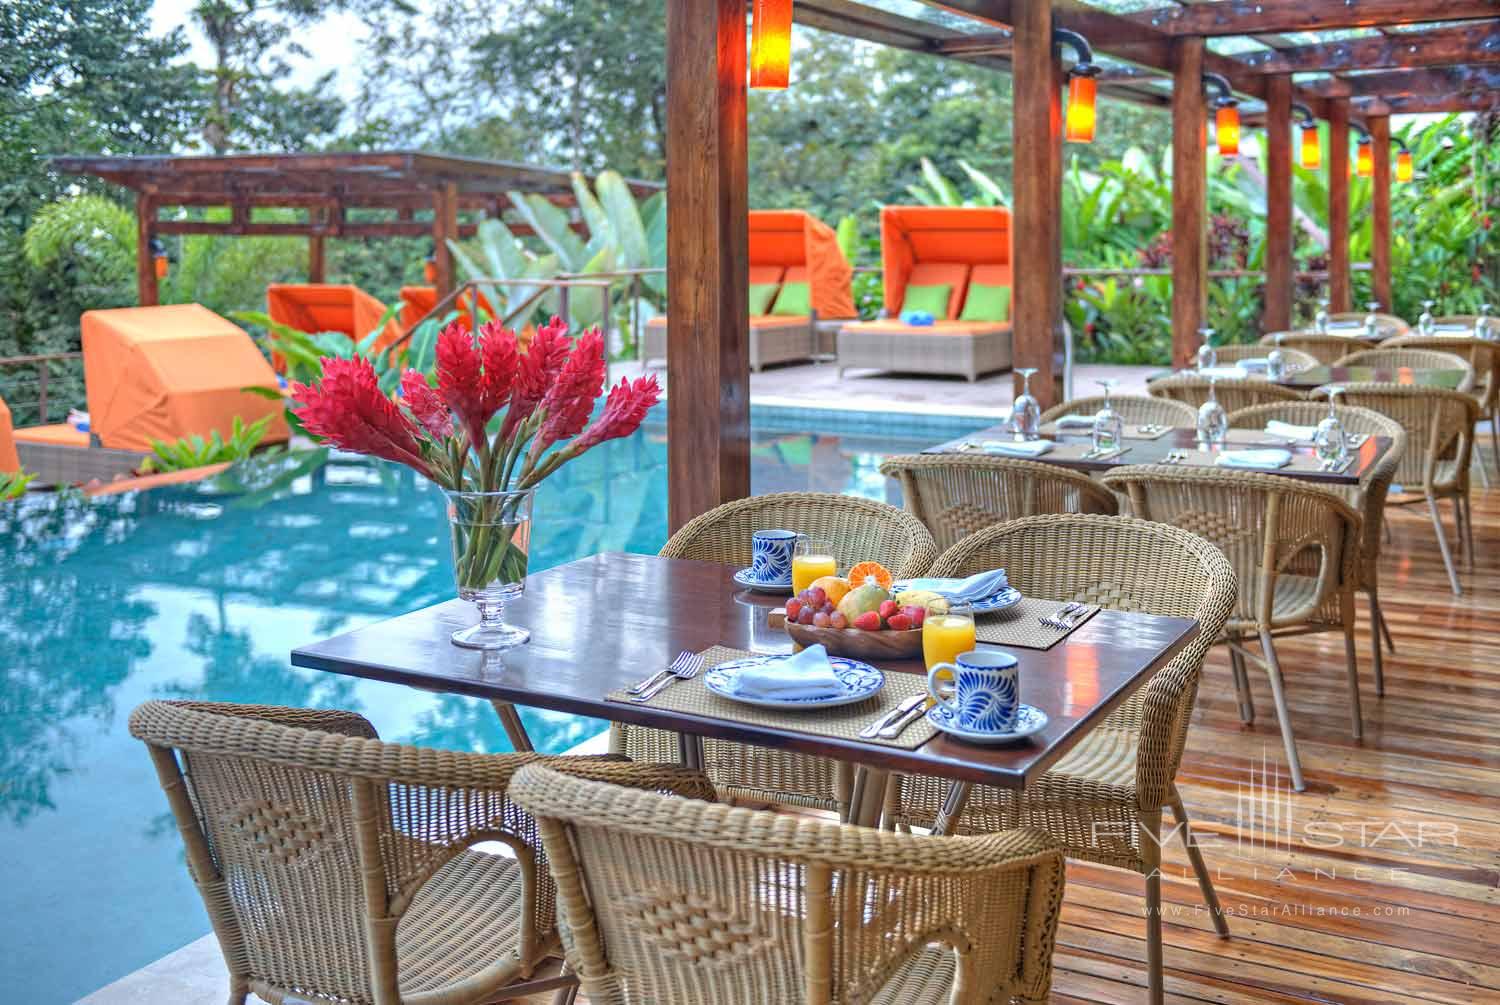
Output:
[
  {"xmin": 141, "ymin": 413, "xmax": 276, "ymax": 474},
  {"xmin": 0, "ymin": 470, "xmax": 34, "ymax": 500}
]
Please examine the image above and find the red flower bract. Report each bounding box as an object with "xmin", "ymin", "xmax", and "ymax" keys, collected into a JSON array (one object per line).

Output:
[
  {"xmin": 292, "ymin": 357, "xmax": 433, "ymax": 479},
  {"xmin": 400, "ymin": 369, "xmax": 453, "ymax": 440},
  {"xmin": 538, "ymin": 328, "xmax": 607, "ymax": 450},
  {"xmin": 569, "ymin": 374, "xmax": 661, "ymax": 455},
  {"xmin": 435, "ymin": 321, "xmax": 490, "ymax": 446},
  {"xmin": 503, "ymin": 315, "xmax": 572, "ymax": 441},
  {"xmin": 478, "ymin": 321, "xmax": 519, "ymax": 416}
]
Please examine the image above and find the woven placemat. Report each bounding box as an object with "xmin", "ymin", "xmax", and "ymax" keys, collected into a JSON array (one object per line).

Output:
[
  {"xmin": 975, "ymin": 598, "xmax": 1099, "ymax": 650},
  {"xmin": 1164, "ymin": 448, "xmax": 1354, "ymax": 477},
  {"xmin": 606, "ymin": 646, "xmax": 938, "ymax": 750},
  {"xmin": 1222, "ymin": 428, "xmax": 1370, "ymax": 448},
  {"xmin": 1040, "ymin": 422, "xmax": 1173, "ymax": 441},
  {"xmin": 944, "ymin": 440, "xmax": 1125, "ymax": 462}
]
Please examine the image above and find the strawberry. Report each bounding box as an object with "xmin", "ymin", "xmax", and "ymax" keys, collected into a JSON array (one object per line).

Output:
[
  {"xmin": 902, "ymin": 605, "xmax": 926, "ymax": 626},
  {"xmin": 853, "ymin": 611, "xmax": 882, "ymax": 631},
  {"xmin": 886, "ymin": 613, "xmax": 913, "ymax": 631},
  {"xmin": 878, "ymin": 599, "xmax": 899, "ymax": 620}
]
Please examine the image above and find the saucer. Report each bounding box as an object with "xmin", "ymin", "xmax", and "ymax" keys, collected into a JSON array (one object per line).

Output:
[
  {"xmin": 705, "ymin": 655, "xmax": 883, "ymax": 710},
  {"xmin": 925, "ymin": 703, "xmax": 1048, "ymax": 745},
  {"xmin": 734, "ymin": 567, "xmax": 793, "ymax": 594}
]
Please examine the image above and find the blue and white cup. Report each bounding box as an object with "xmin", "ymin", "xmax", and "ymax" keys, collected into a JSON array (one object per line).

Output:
[
  {"xmin": 750, "ymin": 529, "xmax": 797, "ymax": 584},
  {"xmin": 928, "ymin": 649, "xmax": 1020, "ymax": 733}
]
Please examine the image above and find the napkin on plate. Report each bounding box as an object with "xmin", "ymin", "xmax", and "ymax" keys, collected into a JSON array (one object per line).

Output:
[
  {"xmin": 1052, "ymin": 413, "xmax": 1094, "ymax": 429},
  {"xmin": 1198, "ymin": 366, "xmax": 1246, "ymax": 380},
  {"xmin": 1215, "ymin": 449, "xmax": 1292, "ymax": 470},
  {"xmin": 945, "ymin": 567, "xmax": 1010, "ymax": 603},
  {"xmin": 1264, "ymin": 420, "xmax": 1318, "ymax": 442},
  {"xmin": 979, "ymin": 439, "xmax": 1053, "ymax": 458},
  {"xmin": 724, "ymin": 645, "xmax": 843, "ymax": 700},
  {"xmin": 1235, "ymin": 357, "xmax": 1270, "ymax": 373}
]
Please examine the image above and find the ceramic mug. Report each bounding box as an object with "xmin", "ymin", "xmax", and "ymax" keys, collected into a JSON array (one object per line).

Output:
[
  {"xmin": 928, "ymin": 649, "xmax": 1020, "ymax": 733},
  {"xmin": 750, "ymin": 529, "xmax": 797, "ymax": 584}
]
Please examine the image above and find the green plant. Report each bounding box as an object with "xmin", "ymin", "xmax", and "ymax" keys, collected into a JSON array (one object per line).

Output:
[
  {"xmin": 140, "ymin": 413, "xmax": 276, "ymax": 474},
  {"xmin": 1, "ymin": 471, "xmax": 35, "ymax": 500}
]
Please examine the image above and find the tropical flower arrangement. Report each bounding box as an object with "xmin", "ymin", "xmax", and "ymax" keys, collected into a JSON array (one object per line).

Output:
[{"xmin": 290, "ymin": 316, "xmax": 660, "ymax": 648}]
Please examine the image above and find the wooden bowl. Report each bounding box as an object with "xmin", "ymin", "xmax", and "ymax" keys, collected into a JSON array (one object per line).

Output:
[{"xmin": 785, "ymin": 621, "xmax": 923, "ymax": 660}]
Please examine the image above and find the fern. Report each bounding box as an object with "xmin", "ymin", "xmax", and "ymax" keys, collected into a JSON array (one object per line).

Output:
[{"xmin": 141, "ymin": 414, "xmax": 276, "ymax": 474}]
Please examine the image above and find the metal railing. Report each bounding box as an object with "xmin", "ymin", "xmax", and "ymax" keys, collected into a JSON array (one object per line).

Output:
[{"xmin": 0, "ymin": 352, "xmax": 83, "ymax": 426}]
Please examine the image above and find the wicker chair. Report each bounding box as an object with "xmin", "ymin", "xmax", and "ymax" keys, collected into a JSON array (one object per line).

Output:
[
  {"xmin": 617, "ymin": 492, "xmax": 938, "ymax": 818},
  {"xmin": 511, "ymin": 763, "xmax": 1067, "ymax": 1005},
  {"xmin": 1387, "ymin": 333, "xmax": 1500, "ymax": 486},
  {"xmin": 1330, "ymin": 347, "xmax": 1476, "ymax": 393},
  {"xmin": 1148, "ymin": 372, "xmax": 1303, "ymax": 411},
  {"xmin": 130, "ymin": 700, "xmax": 714, "ymax": 1005},
  {"xmin": 888, "ymin": 514, "xmax": 1237, "ymax": 1005},
  {"xmin": 1336, "ymin": 384, "xmax": 1480, "ymax": 595},
  {"xmin": 1432, "ymin": 315, "xmax": 1499, "ymax": 339},
  {"xmin": 1209, "ymin": 344, "xmax": 1321, "ymax": 370},
  {"xmin": 1227, "ymin": 402, "xmax": 1406, "ymax": 695},
  {"xmin": 878, "ymin": 453, "xmax": 1116, "ymax": 552},
  {"xmin": 1039, "ymin": 394, "xmax": 1196, "ymax": 429},
  {"xmin": 1100, "ymin": 467, "xmax": 1365, "ymax": 794},
  {"xmin": 1326, "ymin": 311, "xmax": 1411, "ymax": 339},
  {"xmin": 1259, "ymin": 332, "xmax": 1374, "ymax": 365}
]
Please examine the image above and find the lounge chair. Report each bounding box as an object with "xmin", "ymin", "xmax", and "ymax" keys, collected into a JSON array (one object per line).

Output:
[
  {"xmin": 266, "ymin": 283, "xmax": 403, "ymax": 360},
  {"xmin": 0, "ymin": 394, "xmax": 19, "ymax": 474},
  {"xmin": 397, "ymin": 285, "xmax": 494, "ymax": 334}
]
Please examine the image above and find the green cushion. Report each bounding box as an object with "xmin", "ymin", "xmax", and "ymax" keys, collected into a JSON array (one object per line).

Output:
[
  {"xmin": 770, "ymin": 281, "xmax": 811, "ymax": 316},
  {"xmin": 748, "ymin": 282, "xmax": 779, "ymax": 315},
  {"xmin": 901, "ymin": 283, "xmax": 952, "ymax": 319},
  {"xmin": 959, "ymin": 283, "xmax": 1012, "ymax": 322}
]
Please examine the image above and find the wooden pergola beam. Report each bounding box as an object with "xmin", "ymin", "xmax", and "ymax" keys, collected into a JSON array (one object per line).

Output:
[
  {"xmin": 1298, "ymin": 65, "xmax": 1500, "ymax": 99},
  {"xmin": 1237, "ymin": 21, "xmax": 1500, "ymax": 75},
  {"xmin": 1121, "ymin": 1, "xmax": 1500, "ymax": 38},
  {"xmin": 1353, "ymin": 91, "xmax": 1500, "ymax": 114}
]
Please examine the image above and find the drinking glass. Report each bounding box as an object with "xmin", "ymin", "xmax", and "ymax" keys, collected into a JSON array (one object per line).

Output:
[
  {"xmin": 1091, "ymin": 378, "xmax": 1123, "ymax": 453},
  {"xmin": 1195, "ymin": 327, "xmax": 1217, "ymax": 370},
  {"xmin": 1266, "ymin": 348, "xmax": 1286, "ymax": 381},
  {"xmin": 1011, "ymin": 367, "xmax": 1041, "ymax": 441},
  {"xmin": 1314, "ymin": 298, "xmax": 1330, "ymax": 334},
  {"xmin": 923, "ymin": 598, "xmax": 976, "ymax": 670},
  {"xmin": 1363, "ymin": 301, "xmax": 1382, "ymax": 339},
  {"xmin": 1418, "ymin": 299, "xmax": 1437, "ymax": 336},
  {"xmin": 1314, "ymin": 387, "xmax": 1348, "ymax": 467},
  {"xmin": 792, "ymin": 536, "xmax": 837, "ymax": 593},
  {"xmin": 1196, "ymin": 378, "xmax": 1227, "ymax": 446}
]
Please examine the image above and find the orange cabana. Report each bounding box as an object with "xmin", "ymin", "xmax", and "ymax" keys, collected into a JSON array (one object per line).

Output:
[
  {"xmin": 747, "ymin": 210, "xmax": 857, "ymax": 320},
  {"xmin": 0, "ymin": 395, "xmax": 19, "ymax": 474},
  {"xmin": 398, "ymin": 286, "xmax": 495, "ymax": 333},
  {"xmin": 267, "ymin": 284, "xmax": 403, "ymax": 354},
  {"xmin": 76, "ymin": 304, "xmax": 289, "ymax": 452}
]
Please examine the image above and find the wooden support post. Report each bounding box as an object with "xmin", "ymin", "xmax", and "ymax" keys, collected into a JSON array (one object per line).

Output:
[
  {"xmin": 1170, "ymin": 37, "xmax": 1207, "ymax": 368},
  {"xmin": 1263, "ymin": 75, "xmax": 1294, "ymax": 333},
  {"xmin": 1328, "ymin": 99, "xmax": 1351, "ymax": 312},
  {"xmin": 1370, "ymin": 114, "xmax": 1392, "ymax": 311},
  {"xmin": 308, "ymin": 209, "xmax": 326, "ymax": 284},
  {"xmin": 136, "ymin": 193, "xmax": 158, "ymax": 307},
  {"xmin": 1011, "ymin": 0, "xmax": 1063, "ymax": 408},
  {"xmin": 664, "ymin": 0, "xmax": 750, "ymax": 532},
  {"xmin": 432, "ymin": 183, "xmax": 458, "ymax": 298}
]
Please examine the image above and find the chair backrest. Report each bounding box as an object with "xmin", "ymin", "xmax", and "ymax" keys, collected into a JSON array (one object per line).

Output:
[
  {"xmin": 926, "ymin": 514, "xmax": 1235, "ymax": 809},
  {"xmin": 510, "ymin": 763, "xmax": 1066, "ymax": 1005},
  {"xmin": 659, "ymin": 492, "xmax": 937, "ymax": 578},
  {"xmin": 1211, "ymin": 344, "xmax": 1321, "ymax": 370},
  {"xmin": 879, "ymin": 453, "xmax": 1116, "ymax": 551},
  {"xmin": 1039, "ymin": 394, "xmax": 1196, "ymax": 428},
  {"xmin": 1385, "ymin": 334, "xmax": 1498, "ymax": 407},
  {"xmin": 1148, "ymin": 373, "xmax": 1302, "ymax": 412},
  {"xmin": 1258, "ymin": 332, "xmax": 1373, "ymax": 364},
  {"xmin": 1326, "ymin": 312, "xmax": 1410, "ymax": 339},
  {"xmin": 1432, "ymin": 315, "xmax": 1499, "ymax": 339},
  {"xmin": 1334, "ymin": 384, "xmax": 1479, "ymax": 491},
  {"xmin": 1331, "ymin": 348, "xmax": 1476, "ymax": 392}
]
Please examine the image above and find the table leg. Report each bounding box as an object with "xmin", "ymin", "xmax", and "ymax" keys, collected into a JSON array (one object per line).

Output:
[
  {"xmin": 929, "ymin": 781, "xmax": 971, "ymax": 836},
  {"xmin": 677, "ymin": 732, "xmax": 705, "ymax": 771},
  {"xmin": 488, "ymin": 700, "xmax": 534, "ymax": 752},
  {"xmin": 847, "ymin": 767, "xmax": 890, "ymax": 828}
]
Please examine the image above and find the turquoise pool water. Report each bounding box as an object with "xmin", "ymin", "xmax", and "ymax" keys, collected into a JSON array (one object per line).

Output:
[{"xmin": 0, "ymin": 405, "xmax": 988, "ymax": 1003}]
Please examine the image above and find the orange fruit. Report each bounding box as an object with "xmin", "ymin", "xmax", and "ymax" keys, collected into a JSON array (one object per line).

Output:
[
  {"xmin": 810, "ymin": 575, "xmax": 852, "ymax": 606},
  {"xmin": 846, "ymin": 561, "xmax": 893, "ymax": 592}
]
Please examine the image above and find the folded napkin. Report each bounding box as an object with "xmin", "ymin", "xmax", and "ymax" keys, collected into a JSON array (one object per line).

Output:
[
  {"xmin": 1235, "ymin": 357, "xmax": 1270, "ymax": 373},
  {"xmin": 945, "ymin": 567, "xmax": 1010, "ymax": 604},
  {"xmin": 1052, "ymin": 413, "xmax": 1094, "ymax": 429},
  {"xmin": 1265, "ymin": 420, "xmax": 1318, "ymax": 442},
  {"xmin": 979, "ymin": 439, "xmax": 1053, "ymax": 457},
  {"xmin": 724, "ymin": 645, "xmax": 843, "ymax": 700},
  {"xmin": 1198, "ymin": 366, "xmax": 1246, "ymax": 380},
  {"xmin": 1215, "ymin": 449, "xmax": 1292, "ymax": 470},
  {"xmin": 901, "ymin": 311, "xmax": 935, "ymax": 326}
]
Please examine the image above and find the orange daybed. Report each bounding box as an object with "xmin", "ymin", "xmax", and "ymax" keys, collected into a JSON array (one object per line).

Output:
[
  {"xmin": 267, "ymin": 284, "xmax": 403, "ymax": 360},
  {"xmin": 398, "ymin": 286, "xmax": 495, "ymax": 334},
  {"xmin": 76, "ymin": 304, "xmax": 288, "ymax": 452},
  {"xmin": 642, "ymin": 209, "xmax": 857, "ymax": 370},
  {"xmin": 836, "ymin": 206, "xmax": 1013, "ymax": 382},
  {"xmin": 0, "ymin": 395, "xmax": 19, "ymax": 474}
]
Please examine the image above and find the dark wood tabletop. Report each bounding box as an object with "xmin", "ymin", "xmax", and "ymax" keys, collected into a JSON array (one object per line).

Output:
[
  {"xmin": 923, "ymin": 426, "xmax": 1391, "ymax": 485},
  {"xmin": 291, "ymin": 552, "xmax": 1198, "ymax": 790},
  {"xmin": 1146, "ymin": 364, "xmax": 1468, "ymax": 391}
]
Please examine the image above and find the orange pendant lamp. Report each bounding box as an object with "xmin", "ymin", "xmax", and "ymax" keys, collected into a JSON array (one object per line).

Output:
[
  {"xmin": 1356, "ymin": 139, "xmax": 1374, "ymax": 178},
  {"xmin": 749, "ymin": 0, "xmax": 793, "ymax": 90},
  {"xmin": 1395, "ymin": 140, "xmax": 1414, "ymax": 182},
  {"xmin": 149, "ymin": 237, "xmax": 169, "ymax": 280},
  {"xmin": 1203, "ymin": 73, "xmax": 1238, "ymax": 158},
  {"xmin": 1292, "ymin": 103, "xmax": 1319, "ymax": 170},
  {"xmin": 1056, "ymin": 29, "xmax": 1099, "ymax": 144}
]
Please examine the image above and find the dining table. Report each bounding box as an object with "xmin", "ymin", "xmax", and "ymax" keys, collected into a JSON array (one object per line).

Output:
[
  {"xmin": 1145, "ymin": 363, "xmax": 1469, "ymax": 391},
  {"xmin": 291, "ymin": 551, "xmax": 1199, "ymax": 833}
]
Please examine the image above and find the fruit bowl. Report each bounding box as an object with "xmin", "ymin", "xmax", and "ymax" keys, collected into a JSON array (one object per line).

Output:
[{"xmin": 785, "ymin": 621, "xmax": 923, "ymax": 660}]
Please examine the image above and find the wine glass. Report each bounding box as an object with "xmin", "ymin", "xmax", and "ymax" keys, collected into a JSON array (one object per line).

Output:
[
  {"xmin": 1314, "ymin": 386, "xmax": 1348, "ymax": 468},
  {"xmin": 1011, "ymin": 367, "xmax": 1041, "ymax": 441},
  {"xmin": 1266, "ymin": 347, "xmax": 1286, "ymax": 381},
  {"xmin": 1476, "ymin": 303, "xmax": 1494, "ymax": 340},
  {"xmin": 1195, "ymin": 327, "xmax": 1217, "ymax": 370},
  {"xmin": 1091, "ymin": 378, "xmax": 1123, "ymax": 454},
  {"xmin": 1418, "ymin": 299, "xmax": 1437, "ymax": 336},
  {"xmin": 1196, "ymin": 378, "xmax": 1227, "ymax": 447},
  {"xmin": 1314, "ymin": 298, "xmax": 1330, "ymax": 334},
  {"xmin": 1363, "ymin": 301, "xmax": 1382, "ymax": 339}
]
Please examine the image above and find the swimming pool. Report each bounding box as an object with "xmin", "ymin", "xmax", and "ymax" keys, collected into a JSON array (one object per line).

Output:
[{"xmin": 0, "ymin": 405, "xmax": 990, "ymax": 1003}]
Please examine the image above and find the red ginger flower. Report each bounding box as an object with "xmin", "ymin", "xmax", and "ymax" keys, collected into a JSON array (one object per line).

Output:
[
  {"xmin": 538, "ymin": 328, "xmax": 607, "ymax": 450},
  {"xmin": 291, "ymin": 357, "xmax": 433, "ymax": 479},
  {"xmin": 434, "ymin": 321, "xmax": 490, "ymax": 446},
  {"xmin": 568, "ymin": 375, "xmax": 661, "ymax": 455},
  {"xmin": 478, "ymin": 320, "xmax": 519, "ymax": 416},
  {"xmin": 503, "ymin": 315, "xmax": 572, "ymax": 441},
  {"xmin": 400, "ymin": 369, "xmax": 453, "ymax": 440}
]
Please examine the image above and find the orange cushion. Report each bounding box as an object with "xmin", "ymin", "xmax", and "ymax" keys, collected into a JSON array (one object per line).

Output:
[
  {"xmin": 0, "ymin": 395, "xmax": 18, "ymax": 473},
  {"xmin": 841, "ymin": 319, "xmax": 1010, "ymax": 336},
  {"xmin": 12, "ymin": 423, "xmax": 90, "ymax": 447},
  {"xmin": 748, "ymin": 265, "xmax": 785, "ymax": 287}
]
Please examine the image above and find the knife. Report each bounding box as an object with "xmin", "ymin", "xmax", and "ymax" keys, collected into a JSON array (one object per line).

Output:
[
  {"xmin": 879, "ymin": 698, "xmax": 935, "ymax": 740},
  {"xmin": 860, "ymin": 694, "xmax": 925, "ymax": 738}
]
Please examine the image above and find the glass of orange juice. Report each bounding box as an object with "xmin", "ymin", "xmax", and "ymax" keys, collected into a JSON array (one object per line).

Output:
[
  {"xmin": 923, "ymin": 598, "xmax": 976, "ymax": 670},
  {"xmin": 792, "ymin": 536, "xmax": 838, "ymax": 593}
]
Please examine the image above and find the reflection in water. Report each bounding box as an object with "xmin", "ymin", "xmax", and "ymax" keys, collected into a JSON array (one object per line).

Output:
[{"xmin": 0, "ymin": 413, "xmax": 950, "ymax": 1003}]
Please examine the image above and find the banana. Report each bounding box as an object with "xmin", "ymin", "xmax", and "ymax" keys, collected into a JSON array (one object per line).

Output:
[{"xmin": 894, "ymin": 589, "xmax": 942, "ymax": 608}]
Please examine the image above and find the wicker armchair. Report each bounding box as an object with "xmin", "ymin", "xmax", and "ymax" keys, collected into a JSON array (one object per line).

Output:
[
  {"xmin": 878, "ymin": 453, "xmax": 1116, "ymax": 552},
  {"xmin": 1227, "ymin": 402, "xmax": 1405, "ymax": 695},
  {"xmin": 1432, "ymin": 315, "xmax": 1499, "ymax": 338},
  {"xmin": 1386, "ymin": 334, "xmax": 1499, "ymax": 486},
  {"xmin": 889, "ymin": 514, "xmax": 1237, "ymax": 1005},
  {"xmin": 1101, "ymin": 467, "xmax": 1365, "ymax": 794},
  {"xmin": 1331, "ymin": 348, "xmax": 1476, "ymax": 392},
  {"xmin": 130, "ymin": 700, "xmax": 714, "ymax": 1005},
  {"xmin": 1039, "ymin": 394, "xmax": 1196, "ymax": 429},
  {"xmin": 1326, "ymin": 311, "xmax": 1411, "ymax": 339},
  {"xmin": 511, "ymin": 763, "xmax": 1066, "ymax": 1005},
  {"xmin": 1148, "ymin": 372, "xmax": 1303, "ymax": 411},
  {"xmin": 619, "ymin": 492, "xmax": 938, "ymax": 818},
  {"xmin": 1336, "ymin": 384, "xmax": 1480, "ymax": 595},
  {"xmin": 1259, "ymin": 332, "xmax": 1374, "ymax": 365},
  {"xmin": 1209, "ymin": 344, "xmax": 1321, "ymax": 370}
]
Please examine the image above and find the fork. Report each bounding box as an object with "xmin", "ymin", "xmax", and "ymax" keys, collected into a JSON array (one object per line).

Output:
[
  {"xmin": 633, "ymin": 652, "xmax": 705, "ymax": 702},
  {"xmin": 628, "ymin": 650, "xmax": 698, "ymax": 695},
  {"xmin": 1040, "ymin": 602, "xmax": 1083, "ymax": 629}
]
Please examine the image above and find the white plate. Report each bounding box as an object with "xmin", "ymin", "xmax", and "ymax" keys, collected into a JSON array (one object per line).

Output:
[
  {"xmin": 733, "ymin": 567, "xmax": 793, "ymax": 594},
  {"xmin": 926, "ymin": 703, "xmax": 1049, "ymax": 744},
  {"xmin": 704, "ymin": 655, "xmax": 884, "ymax": 710},
  {"xmin": 892, "ymin": 578, "xmax": 1023, "ymax": 614}
]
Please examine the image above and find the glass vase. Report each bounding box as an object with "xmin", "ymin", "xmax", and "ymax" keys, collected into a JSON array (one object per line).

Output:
[{"xmin": 445, "ymin": 488, "xmax": 535, "ymax": 650}]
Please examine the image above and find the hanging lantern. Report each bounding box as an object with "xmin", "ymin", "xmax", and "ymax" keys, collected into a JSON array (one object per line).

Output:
[
  {"xmin": 1056, "ymin": 29, "xmax": 1099, "ymax": 144},
  {"xmin": 149, "ymin": 237, "xmax": 169, "ymax": 280},
  {"xmin": 1395, "ymin": 144, "xmax": 1413, "ymax": 183},
  {"xmin": 749, "ymin": 0, "xmax": 793, "ymax": 90},
  {"xmin": 423, "ymin": 243, "xmax": 437, "ymax": 284},
  {"xmin": 1356, "ymin": 139, "xmax": 1373, "ymax": 178},
  {"xmin": 1300, "ymin": 124, "xmax": 1321, "ymax": 169},
  {"xmin": 1216, "ymin": 102, "xmax": 1240, "ymax": 157}
]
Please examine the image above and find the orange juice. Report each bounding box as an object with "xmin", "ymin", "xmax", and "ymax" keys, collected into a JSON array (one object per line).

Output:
[
  {"xmin": 792, "ymin": 553, "xmax": 838, "ymax": 593},
  {"xmin": 923, "ymin": 614, "xmax": 977, "ymax": 670}
]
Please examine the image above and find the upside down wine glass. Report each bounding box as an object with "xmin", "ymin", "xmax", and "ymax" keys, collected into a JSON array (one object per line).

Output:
[
  {"xmin": 1195, "ymin": 327, "xmax": 1218, "ymax": 371},
  {"xmin": 1477, "ymin": 303, "xmax": 1495, "ymax": 341},
  {"xmin": 1364, "ymin": 301, "xmax": 1382, "ymax": 340},
  {"xmin": 1314, "ymin": 386, "xmax": 1348, "ymax": 467},
  {"xmin": 1196, "ymin": 378, "xmax": 1227, "ymax": 447},
  {"xmin": 1314, "ymin": 298, "xmax": 1331, "ymax": 334},
  {"xmin": 1091, "ymin": 378, "xmax": 1123, "ymax": 454},
  {"xmin": 1418, "ymin": 299, "xmax": 1437, "ymax": 336},
  {"xmin": 1011, "ymin": 367, "xmax": 1041, "ymax": 441}
]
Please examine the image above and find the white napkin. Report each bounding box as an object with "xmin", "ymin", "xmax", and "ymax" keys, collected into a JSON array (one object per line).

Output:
[
  {"xmin": 1235, "ymin": 357, "xmax": 1270, "ymax": 373},
  {"xmin": 1198, "ymin": 366, "xmax": 1246, "ymax": 380},
  {"xmin": 979, "ymin": 439, "xmax": 1053, "ymax": 457},
  {"xmin": 1052, "ymin": 413, "xmax": 1094, "ymax": 429},
  {"xmin": 724, "ymin": 645, "xmax": 843, "ymax": 700},
  {"xmin": 946, "ymin": 568, "xmax": 1010, "ymax": 603},
  {"xmin": 1215, "ymin": 449, "xmax": 1292, "ymax": 470},
  {"xmin": 1265, "ymin": 420, "xmax": 1318, "ymax": 442}
]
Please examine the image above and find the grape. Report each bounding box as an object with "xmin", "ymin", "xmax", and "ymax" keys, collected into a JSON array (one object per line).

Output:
[
  {"xmin": 806, "ymin": 586, "xmax": 827, "ymax": 608},
  {"xmin": 830, "ymin": 612, "xmax": 848, "ymax": 629},
  {"xmin": 797, "ymin": 608, "xmax": 815, "ymax": 625},
  {"xmin": 820, "ymin": 601, "xmax": 835, "ymax": 615},
  {"xmin": 812, "ymin": 611, "xmax": 831, "ymax": 628},
  {"xmin": 785, "ymin": 598, "xmax": 803, "ymax": 620}
]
